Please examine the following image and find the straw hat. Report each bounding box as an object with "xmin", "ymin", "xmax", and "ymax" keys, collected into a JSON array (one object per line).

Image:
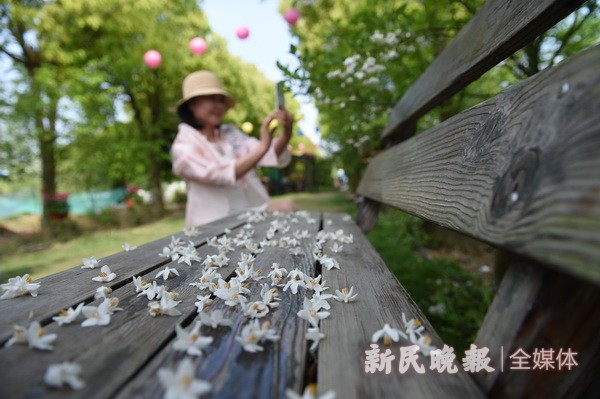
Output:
[{"xmin": 176, "ymin": 70, "xmax": 235, "ymax": 110}]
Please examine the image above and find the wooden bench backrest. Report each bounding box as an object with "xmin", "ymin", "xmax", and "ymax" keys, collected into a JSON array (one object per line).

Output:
[{"xmin": 357, "ymin": 0, "xmax": 600, "ymax": 396}]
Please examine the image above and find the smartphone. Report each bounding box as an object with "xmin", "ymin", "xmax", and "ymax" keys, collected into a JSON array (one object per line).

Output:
[{"xmin": 275, "ymin": 81, "xmax": 285, "ymax": 109}]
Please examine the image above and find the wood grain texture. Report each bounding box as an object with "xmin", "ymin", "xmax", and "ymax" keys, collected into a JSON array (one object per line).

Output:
[
  {"xmin": 317, "ymin": 213, "xmax": 484, "ymax": 399},
  {"xmin": 382, "ymin": 0, "xmax": 586, "ymax": 142},
  {"xmin": 113, "ymin": 212, "xmax": 321, "ymax": 399},
  {"xmin": 359, "ymin": 45, "xmax": 600, "ymax": 283},
  {"xmin": 473, "ymin": 260, "xmax": 600, "ymax": 398},
  {"xmin": 0, "ymin": 214, "xmax": 244, "ymax": 344}
]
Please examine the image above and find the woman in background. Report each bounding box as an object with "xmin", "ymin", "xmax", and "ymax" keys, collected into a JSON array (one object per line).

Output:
[{"xmin": 171, "ymin": 70, "xmax": 297, "ymax": 228}]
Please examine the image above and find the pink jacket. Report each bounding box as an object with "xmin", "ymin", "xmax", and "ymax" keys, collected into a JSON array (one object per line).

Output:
[{"xmin": 171, "ymin": 123, "xmax": 291, "ymax": 228}]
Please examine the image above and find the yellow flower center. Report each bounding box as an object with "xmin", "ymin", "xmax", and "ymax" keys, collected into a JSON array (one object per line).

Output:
[
  {"xmin": 110, "ymin": 298, "xmax": 119, "ymax": 307},
  {"xmin": 180, "ymin": 375, "xmax": 192, "ymax": 388},
  {"xmin": 413, "ymin": 319, "xmax": 422, "ymax": 327},
  {"xmin": 59, "ymin": 310, "xmax": 69, "ymax": 317},
  {"xmin": 171, "ymin": 292, "xmax": 179, "ymax": 299},
  {"xmin": 150, "ymin": 307, "xmax": 161, "ymax": 316},
  {"xmin": 99, "ymin": 272, "xmax": 107, "ymax": 278},
  {"xmin": 26, "ymin": 276, "xmax": 33, "ymax": 283},
  {"xmin": 341, "ymin": 288, "xmax": 349, "ymax": 295},
  {"xmin": 38, "ymin": 328, "xmax": 46, "ymax": 337},
  {"xmin": 423, "ymin": 335, "xmax": 432, "ymax": 345},
  {"xmin": 383, "ymin": 335, "xmax": 392, "ymax": 346},
  {"xmin": 191, "ymin": 333, "xmax": 199, "ymax": 341}
]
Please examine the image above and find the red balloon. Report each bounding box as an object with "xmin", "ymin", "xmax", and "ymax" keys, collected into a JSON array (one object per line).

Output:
[
  {"xmin": 189, "ymin": 37, "xmax": 207, "ymax": 55},
  {"xmin": 144, "ymin": 50, "xmax": 161, "ymax": 69},
  {"xmin": 236, "ymin": 26, "xmax": 250, "ymax": 39},
  {"xmin": 284, "ymin": 8, "xmax": 300, "ymax": 26}
]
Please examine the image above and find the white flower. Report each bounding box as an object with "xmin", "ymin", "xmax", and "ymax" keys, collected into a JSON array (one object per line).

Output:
[
  {"xmin": 283, "ymin": 269, "xmax": 306, "ymax": 294},
  {"xmin": 4, "ymin": 325, "xmax": 27, "ymax": 348},
  {"xmin": 149, "ymin": 295, "xmax": 182, "ymax": 317},
  {"xmin": 159, "ymin": 246, "xmax": 180, "ymax": 262},
  {"xmin": 26, "ymin": 321, "xmax": 57, "ymax": 350},
  {"xmin": 95, "ymin": 286, "xmax": 113, "ymax": 299},
  {"xmin": 314, "ymin": 254, "xmax": 340, "ymax": 271},
  {"xmin": 261, "ymin": 284, "xmax": 280, "ymax": 308},
  {"xmin": 414, "ymin": 334, "xmax": 437, "ymax": 357},
  {"xmin": 297, "ymin": 298, "xmax": 330, "ymax": 328},
  {"xmin": 173, "ymin": 322, "xmax": 213, "ymax": 356},
  {"xmin": 198, "ymin": 309, "xmax": 233, "ymax": 329},
  {"xmin": 190, "ymin": 268, "xmax": 221, "ymax": 291},
  {"xmin": 178, "ymin": 242, "xmax": 201, "ymax": 266},
  {"xmin": 289, "ymin": 247, "xmax": 303, "ymax": 256},
  {"xmin": 213, "ymin": 279, "xmax": 248, "ymax": 307},
  {"xmin": 310, "ymin": 292, "xmax": 333, "ymax": 310},
  {"xmin": 44, "ymin": 362, "xmax": 85, "ymax": 390},
  {"xmin": 132, "ymin": 276, "xmax": 150, "ymax": 293},
  {"xmin": 53, "ymin": 302, "xmax": 84, "ymax": 325},
  {"xmin": 304, "ymin": 275, "xmax": 328, "ymax": 293},
  {"xmin": 139, "ymin": 281, "xmax": 162, "ymax": 300},
  {"xmin": 237, "ymin": 253, "xmax": 256, "ymax": 268},
  {"xmin": 293, "ymin": 229, "xmax": 310, "ymax": 239},
  {"xmin": 213, "ymin": 253, "xmax": 229, "ymax": 267},
  {"xmin": 156, "ymin": 266, "xmax": 180, "ymax": 280},
  {"xmin": 1, "ymin": 274, "xmax": 41, "ymax": 299},
  {"xmin": 81, "ymin": 301, "xmax": 112, "ymax": 327},
  {"xmin": 235, "ymin": 320, "xmax": 264, "ymax": 353},
  {"xmin": 235, "ymin": 320, "xmax": 279, "ymax": 353},
  {"xmin": 194, "ymin": 294, "xmax": 213, "ymax": 313},
  {"xmin": 102, "ymin": 297, "xmax": 123, "ymax": 314},
  {"xmin": 81, "ymin": 256, "xmax": 100, "ymax": 269},
  {"xmin": 305, "ymin": 327, "xmax": 325, "ymax": 352},
  {"xmin": 241, "ymin": 299, "xmax": 270, "ymax": 319},
  {"xmin": 330, "ymin": 243, "xmax": 343, "ymax": 253},
  {"xmin": 333, "ymin": 287, "xmax": 358, "ymax": 303},
  {"xmin": 122, "ymin": 242, "xmax": 137, "ymax": 251},
  {"xmin": 184, "ymin": 227, "xmax": 201, "ymax": 237},
  {"xmin": 371, "ymin": 323, "xmax": 406, "ymax": 345},
  {"xmin": 92, "ymin": 265, "xmax": 116, "ymax": 282},
  {"xmin": 260, "ymin": 320, "xmax": 280, "ymax": 343},
  {"xmin": 157, "ymin": 357, "xmax": 212, "ymax": 399}
]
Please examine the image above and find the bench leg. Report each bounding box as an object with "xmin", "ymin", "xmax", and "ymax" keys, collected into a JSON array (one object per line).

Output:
[{"xmin": 472, "ymin": 258, "xmax": 600, "ymax": 398}]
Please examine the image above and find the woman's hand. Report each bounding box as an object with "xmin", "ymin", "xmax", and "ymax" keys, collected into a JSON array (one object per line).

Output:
[
  {"xmin": 275, "ymin": 106, "xmax": 294, "ymax": 137},
  {"xmin": 259, "ymin": 113, "xmax": 278, "ymax": 149}
]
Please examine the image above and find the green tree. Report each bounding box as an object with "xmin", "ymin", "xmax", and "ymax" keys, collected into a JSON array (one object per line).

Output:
[
  {"xmin": 279, "ymin": 0, "xmax": 599, "ymax": 190},
  {"xmin": 0, "ymin": 0, "xmax": 68, "ymax": 231}
]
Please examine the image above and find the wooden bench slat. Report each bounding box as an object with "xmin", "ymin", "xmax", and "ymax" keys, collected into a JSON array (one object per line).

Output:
[
  {"xmin": 0, "ymin": 214, "xmax": 244, "ymax": 344},
  {"xmin": 0, "ymin": 220, "xmax": 249, "ymax": 399},
  {"xmin": 359, "ymin": 45, "xmax": 600, "ymax": 283},
  {"xmin": 382, "ymin": 0, "xmax": 586, "ymax": 142},
  {"xmin": 474, "ymin": 260, "xmax": 600, "ymax": 397},
  {"xmin": 0, "ymin": 212, "xmax": 321, "ymax": 398},
  {"xmin": 116, "ymin": 213, "xmax": 321, "ymax": 399},
  {"xmin": 317, "ymin": 213, "xmax": 484, "ymax": 398}
]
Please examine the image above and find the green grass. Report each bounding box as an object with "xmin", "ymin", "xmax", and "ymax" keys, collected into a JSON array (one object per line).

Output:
[{"xmin": 0, "ymin": 215, "xmax": 185, "ymax": 281}]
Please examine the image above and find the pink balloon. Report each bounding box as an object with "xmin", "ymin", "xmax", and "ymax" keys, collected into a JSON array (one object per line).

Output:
[
  {"xmin": 189, "ymin": 37, "xmax": 207, "ymax": 55},
  {"xmin": 236, "ymin": 26, "xmax": 250, "ymax": 40},
  {"xmin": 144, "ymin": 50, "xmax": 162, "ymax": 69},
  {"xmin": 284, "ymin": 8, "xmax": 300, "ymax": 26}
]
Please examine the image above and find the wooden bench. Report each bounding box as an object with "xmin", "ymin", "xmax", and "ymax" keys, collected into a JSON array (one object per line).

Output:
[{"xmin": 1, "ymin": 0, "xmax": 598, "ymax": 398}]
